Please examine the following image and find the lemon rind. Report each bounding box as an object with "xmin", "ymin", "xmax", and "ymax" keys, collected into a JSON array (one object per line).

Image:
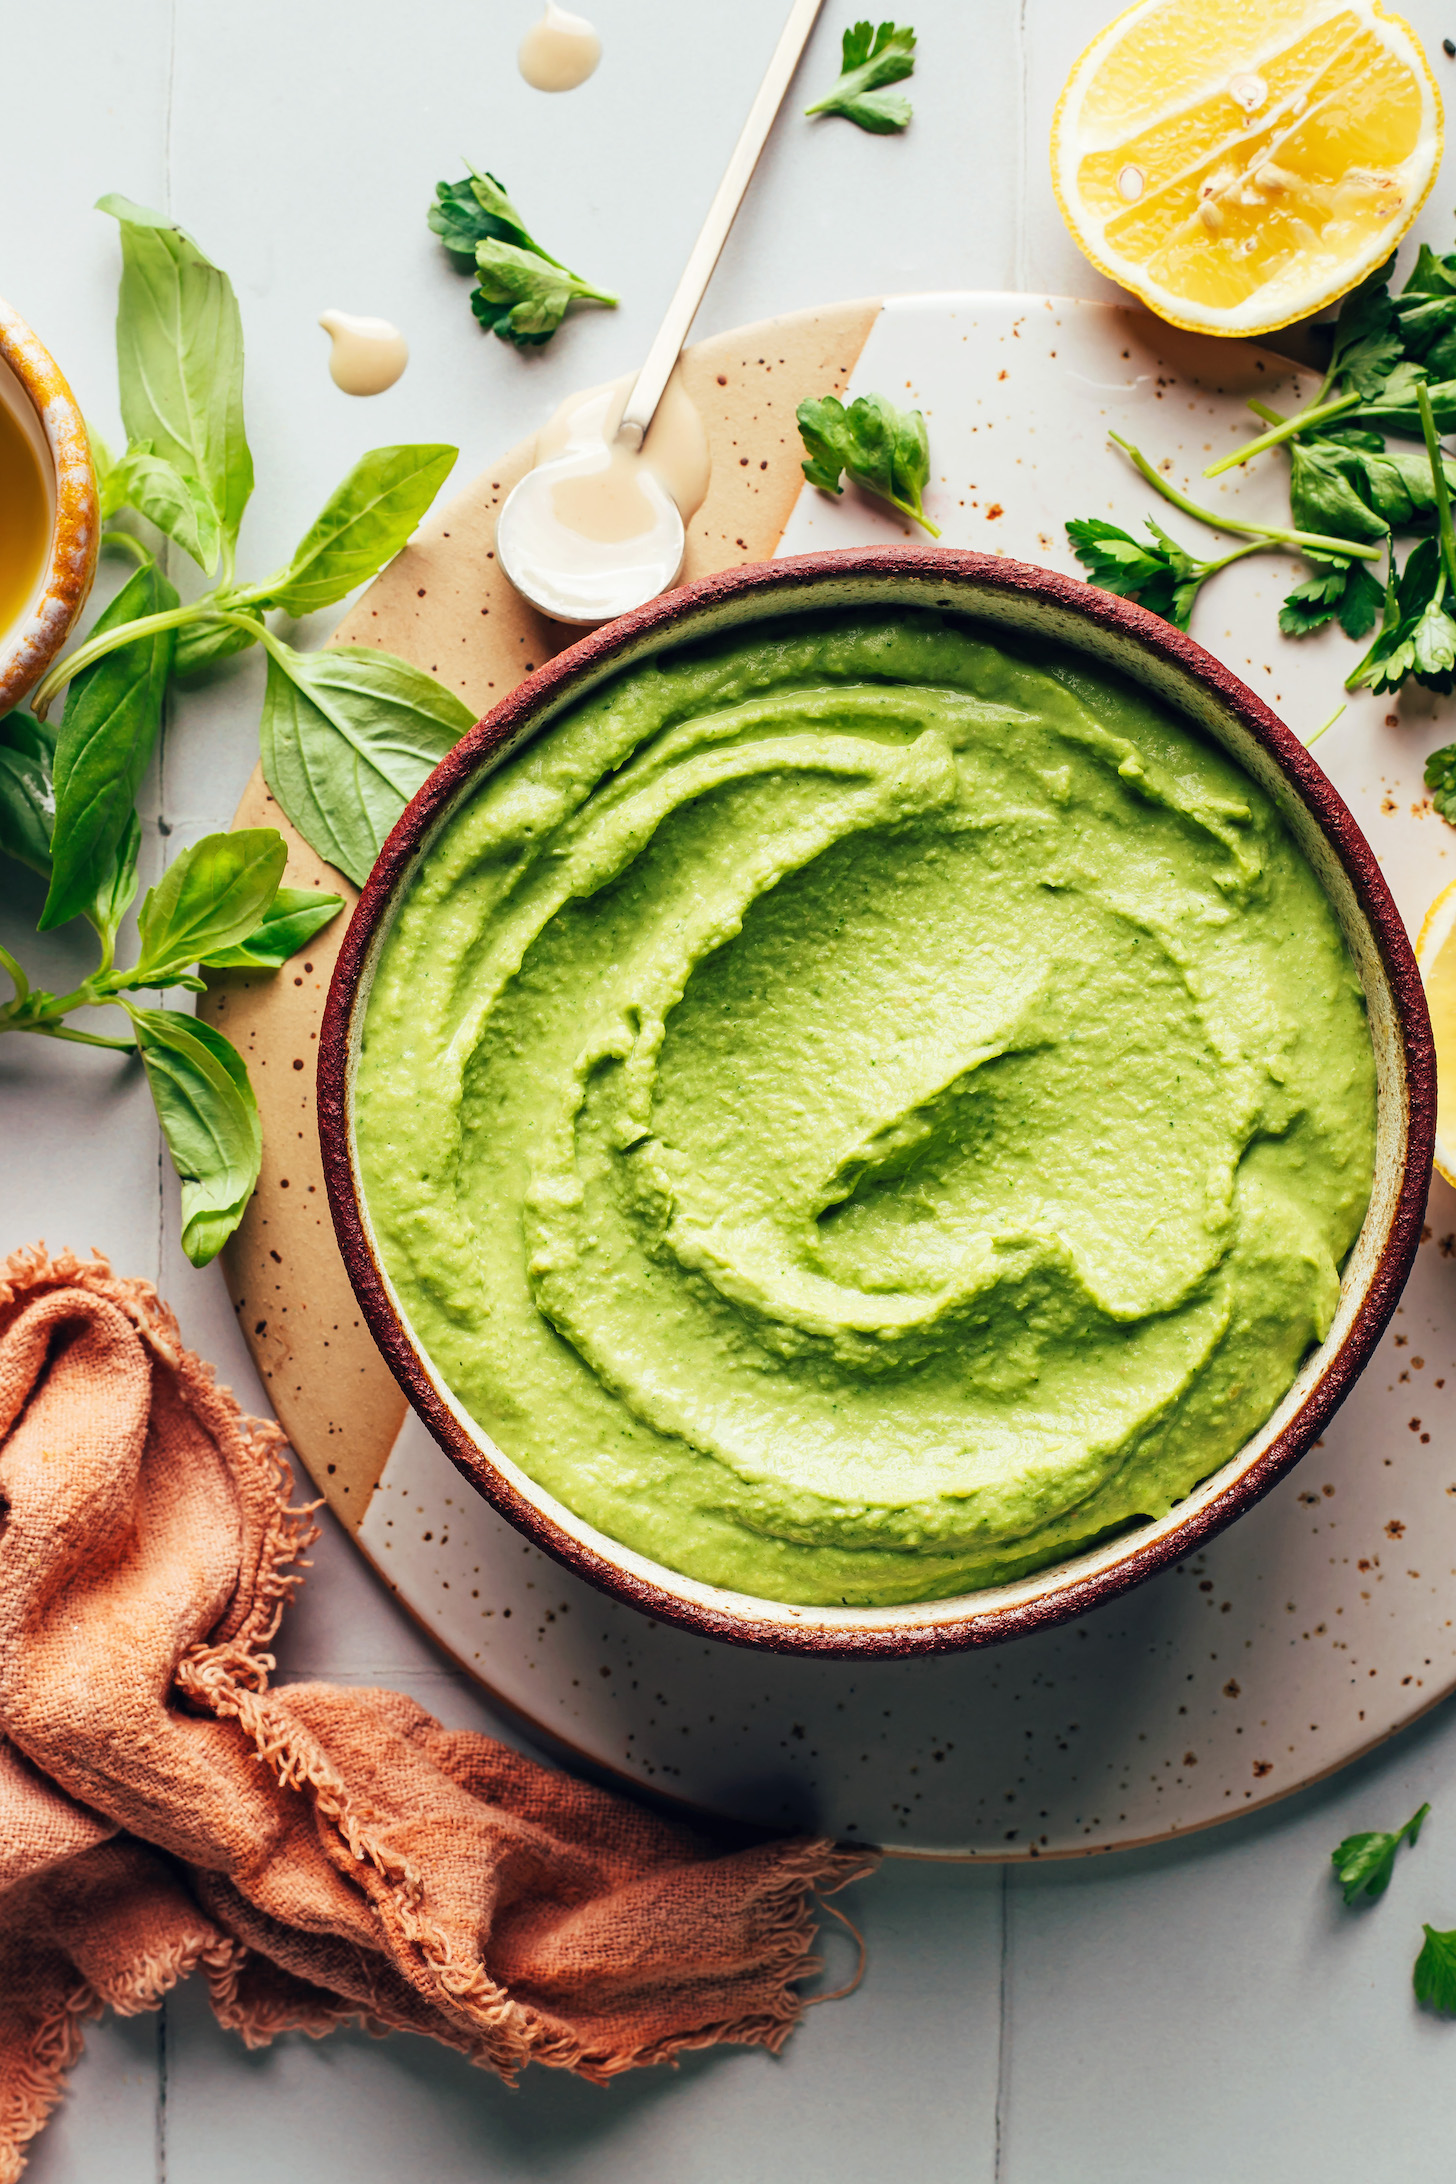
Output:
[{"xmin": 1050, "ymin": 0, "xmax": 1443, "ymax": 339}]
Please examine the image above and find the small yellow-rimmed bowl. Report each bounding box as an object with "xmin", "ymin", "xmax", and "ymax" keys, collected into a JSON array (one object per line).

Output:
[{"xmin": 0, "ymin": 299, "xmax": 98, "ymax": 715}]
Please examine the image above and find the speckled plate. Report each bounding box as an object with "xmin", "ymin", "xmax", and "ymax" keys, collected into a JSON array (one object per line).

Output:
[{"xmin": 207, "ymin": 295, "xmax": 1456, "ymax": 1856}]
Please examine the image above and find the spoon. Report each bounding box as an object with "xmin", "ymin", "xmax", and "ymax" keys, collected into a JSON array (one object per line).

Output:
[{"xmin": 497, "ymin": 0, "xmax": 826, "ymax": 625}]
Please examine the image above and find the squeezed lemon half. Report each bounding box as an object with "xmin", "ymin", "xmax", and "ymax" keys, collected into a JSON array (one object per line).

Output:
[
  {"xmin": 1417, "ymin": 876, "xmax": 1456, "ymax": 1187},
  {"xmin": 1050, "ymin": 0, "xmax": 1442, "ymax": 336}
]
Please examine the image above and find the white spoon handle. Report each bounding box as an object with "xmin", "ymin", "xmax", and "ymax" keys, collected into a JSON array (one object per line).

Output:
[{"xmin": 616, "ymin": 0, "xmax": 826, "ymax": 450}]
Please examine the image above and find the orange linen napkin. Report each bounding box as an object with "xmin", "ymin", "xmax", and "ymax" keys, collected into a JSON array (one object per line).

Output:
[{"xmin": 0, "ymin": 1246, "xmax": 875, "ymax": 2178}]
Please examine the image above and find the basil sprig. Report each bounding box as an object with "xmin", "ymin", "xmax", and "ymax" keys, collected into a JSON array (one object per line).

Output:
[
  {"xmin": 27, "ymin": 194, "xmax": 470, "ymax": 882},
  {"xmin": 0, "ymin": 804, "xmax": 343, "ymax": 1266},
  {"xmin": 1, "ymin": 192, "xmax": 479, "ymax": 1263}
]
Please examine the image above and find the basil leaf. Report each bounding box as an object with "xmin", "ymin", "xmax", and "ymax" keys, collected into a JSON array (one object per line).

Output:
[
  {"xmin": 98, "ymin": 193, "xmax": 253, "ymax": 548},
  {"xmin": 200, "ymin": 885, "xmax": 344, "ymax": 970},
  {"xmin": 89, "ymin": 807, "xmax": 142, "ymax": 943},
  {"xmin": 130, "ymin": 1007, "xmax": 261, "ymax": 1266},
  {"xmin": 259, "ymin": 640, "xmax": 473, "ymax": 886},
  {"xmin": 40, "ymin": 558, "xmax": 179, "ymax": 931},
  {"xmin": 173, "ymin": 609, "xmax": 263, "ymax": 677},
  {"xmin": 132, "ymin": 828, "xmax": 286, "ymax": 984},
  {"xmin": 0, "ymin": 710, "xmax": 56, "ymax": 876},
  {"xmin": 256, "ymin": 444, "xmax": 456, "ymax": 617},
  {"xmin": 108, "ymin": 442, "xmax": 221, "ymax": 572}
]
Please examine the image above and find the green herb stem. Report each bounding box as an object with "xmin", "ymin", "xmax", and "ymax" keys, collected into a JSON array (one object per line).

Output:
[
  {"xmin": 31, "ymin": 597, "xmax": 215, "ymax": 718},
  {"xmin": 212, "ymin": 606, "xmax": 288, "ymax": 657},
  {"xmin": 1110, "ymin": 434, "xmax": 1382, "ymax": 559},
  {"xmin": 1305, "ymin": 702, "xmax": 1347, "ymax": 748},
  {"xmin": 0, "ymin": 943, "xmax": 30, "ymax": 1009},
  {"xmin": 1200, "ymin": 539, "xmax": 1268, "ymax": 579},
  {"xmin": 24, "ymin": 1019, "xmax": 139, "ymax": 1052},
  {"xmin": 101, "ymin": 527, "xmax": 155, "ymax": 566},
  {"xmin": 1418, "ymin": 381, "xmax": 1456, "ymax": 601},
  {"xmin": 1204, "ymin": 392, "xmax": 1363, "ymax": 478}
]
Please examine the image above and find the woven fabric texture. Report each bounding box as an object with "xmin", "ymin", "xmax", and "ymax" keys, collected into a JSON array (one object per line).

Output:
[{"xmin": 0, "ymin": 1246, "xmax": 875, "ymax": 2179}]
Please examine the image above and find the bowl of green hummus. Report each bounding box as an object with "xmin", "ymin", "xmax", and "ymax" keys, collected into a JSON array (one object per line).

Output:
[{"xmin": 319, "ymin": 548, "xmax": 1433, "ymax": 1657}]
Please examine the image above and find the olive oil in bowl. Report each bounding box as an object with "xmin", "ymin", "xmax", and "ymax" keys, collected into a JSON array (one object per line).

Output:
[{"xmin": 0, "ymin": 391, "xmax": 51, "ymax": 635}]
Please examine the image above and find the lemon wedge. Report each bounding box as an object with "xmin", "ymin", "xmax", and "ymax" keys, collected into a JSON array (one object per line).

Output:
[
  {"xmin": 1417, "ymin": 876, "xmax": 1456, "ymax": 1186},
  {"xmin": 1051, "ymin": 0, "xmax": 1442, "ymax": 337}
]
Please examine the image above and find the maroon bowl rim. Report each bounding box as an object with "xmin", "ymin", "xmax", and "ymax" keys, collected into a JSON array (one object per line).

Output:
[{"xmin": 318, "ymin": 545, "xmax": 1435, "ymax": 1659}]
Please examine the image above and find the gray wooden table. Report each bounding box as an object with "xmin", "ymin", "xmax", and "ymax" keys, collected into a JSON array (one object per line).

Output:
[{"xmin": 8, "ymin": 2, "xmax": 1456, "ymax": 2175}]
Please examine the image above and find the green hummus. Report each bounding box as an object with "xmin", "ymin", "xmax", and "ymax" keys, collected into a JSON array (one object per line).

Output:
[{"xmin": 355, "ymin": 611, "xmax": 1376, "ymax": 1606}]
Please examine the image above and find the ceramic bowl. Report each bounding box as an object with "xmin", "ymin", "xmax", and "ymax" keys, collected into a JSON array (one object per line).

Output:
[
  {"xmin": 0, "ymin": 299, "xmax": 98, "ymax": 714},
  {"xmin": 319, "ymin": 547, "xmax": 1435, "ymax": 1658}
]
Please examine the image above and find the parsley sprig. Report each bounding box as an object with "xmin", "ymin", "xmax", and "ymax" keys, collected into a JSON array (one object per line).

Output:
[
  {"xmin": 1067, "ymin": 231, "xmax": 1456, "ymax": 703},
  {"xmin": 805, "ymin": 20, "xmax": 916, "ymax": 134},
  {"xmin": 1066, "ymin": 432, "xmax": 1380, "ymax": 632},
  {"xmin": 428, "ymin": 166, "xmax": 617, "ymax": 348},
  {"xmin": 797, "ymin": 391, "xmax": 940, "ymax": 535},
  {"xmin": 1331, "ymin": 1801, "xmax": 1430, "ymax": 1904}
]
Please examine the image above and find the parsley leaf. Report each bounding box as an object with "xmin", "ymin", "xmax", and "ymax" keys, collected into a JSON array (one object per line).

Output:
[
  {"xmin": 1331, "ymin": 1802, "xmax": 1429, "ymax": 1904},
  {"xmin": 798, "ymin": 392, "xmax": 940, "ymax": 534},
  {"xmin": 1426, "ymin": 739, "xmax": 1456, "ymax": 819},
  {"xmin": 1279, "ymin": 558, "xmax": 1384, "ymax": 640},
  {"xmin": 805, "ymin": 20, "xmax": 916, "ymax": 133},
  {"xmin": 428, "ymin": 167, "xmax": 617, "ymax": 347},
  {"xmin": 1394, "ymin": 244, "xmax": 1456, "ymax": 382},
  {"xmin": 1313, "ymin": 430, "xmax": 1456, "ymax": 531},
  {"xmin": 1066, "ymin": 516, "xmax": 1211, "ymax": 628},
  {"xmin": 1287, "ymin": 439, "xmax": 1390, "ymax": 548},
  {"xmin": 1342, "ymin": 368, "xmax": 1456, "ymax": 439},
  {"xmin": 472, "ymin": 240, "xmax": 618, "ymax": 348},
  {"xmin": 1347, "ymin": 384, "xmax": 1456, "ymax": 695},
  {"xmin": 1348, "ymin": 542, "xmax": 1456, "ymax": 694},
  {"xmin": 427, "ymin": 170, "xmax": 534, "ymax": 267},
  {"xmin": 1326, "ymin": 253, "xmax": 1402, "ymax": 400},
  {"xmin": 1415, "ymin": 1925, "xmax": 1456, "ymax": 2014}
]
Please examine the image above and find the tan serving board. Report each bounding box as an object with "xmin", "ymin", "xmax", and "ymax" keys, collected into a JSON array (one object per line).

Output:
[
  {"xmin": 204, "ymin": 289, "xmax": 1456, "ymax": 1857},
  {"xmin": 201, "ymin": 301, "xmax": 879, "ymax": 1529}
]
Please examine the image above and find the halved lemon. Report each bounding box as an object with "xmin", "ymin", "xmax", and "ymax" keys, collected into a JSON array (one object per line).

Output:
[
  {"xmin": 1417, "ymin": 877, "xmax": 1456, "ymax": 1187},
  {"xmin": 1050, "ymin": 0, "xmax": 1442, "ymax": 336}
]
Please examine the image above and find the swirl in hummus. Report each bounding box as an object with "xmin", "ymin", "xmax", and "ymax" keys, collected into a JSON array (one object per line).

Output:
[{"xmin": 355, "ymin": 611, "xmax": 1376, "ymax": 1606}]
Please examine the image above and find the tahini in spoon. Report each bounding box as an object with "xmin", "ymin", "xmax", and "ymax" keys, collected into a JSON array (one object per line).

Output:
[{"xmin": 496, "ymin": 0, "xmax": 825, "ymax": 625}]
